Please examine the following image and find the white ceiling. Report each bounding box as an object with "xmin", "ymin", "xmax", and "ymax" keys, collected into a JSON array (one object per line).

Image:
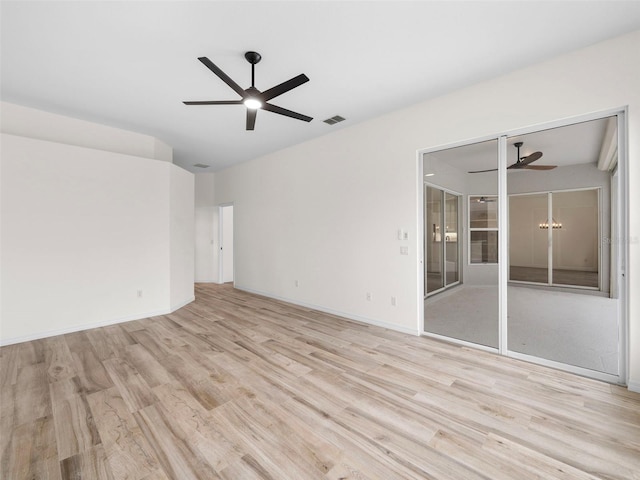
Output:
[
  {"xmin": 425, "ymin": 117, "xmax": 612, "ymax": 173},
  {"xmin": 2, "ymin": 1, "xmax": 639, "ymax": 173}
]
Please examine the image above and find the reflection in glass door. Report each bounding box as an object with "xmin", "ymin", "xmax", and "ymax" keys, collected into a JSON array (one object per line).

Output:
[
  {"xmin": 552, "ymin": 189, "xmax": 600, "ymax": 288},
  {"xmin": 445, "ymin": 192, "xmax": 459, "ymax": 286},
  {"xmin": 506, "ymin": 116, "xmax": 620, "ymax": 378},
  {"xmin": 423, "ymin": 138, "xmax": 499, "ymax": 349},
  {"xmin": 425, "ymin": 186, "xmax": 444, "ymax": 294},
  {"xmin": 425, "ymin": 186, "xmax": 460, "ymax": 296},
  {"xmin": 422, "ymin": 115, "xmax": 623, "ymax": 382},
  {"xmin": 509, "ymin": 193, "xmax": 550, "ymax": 284},
  {"xmin": 509, "ymin": 189, "xmax": 600, "ymax": 289}
]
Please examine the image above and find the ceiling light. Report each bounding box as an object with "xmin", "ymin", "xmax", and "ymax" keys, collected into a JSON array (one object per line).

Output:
[
  {"xmin": 244, "ymin": 97, "xmax": 262, "ymax": 110},
  {"xmin": 539, "ymin": 218, "xmax": 562, "ymax": 229},
  {"xmin": 424, "ymin": 173, "xmax": 435, "ymax": 177}
]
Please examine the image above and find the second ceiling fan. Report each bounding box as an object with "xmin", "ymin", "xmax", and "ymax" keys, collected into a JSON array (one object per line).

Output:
[
  {"xmin": 183, "ymin": 51, "xmax": 312, "ymax": 131},
  {"xmin": 468, "ymin": 142, "xmax": 556, "ymax": 173}
]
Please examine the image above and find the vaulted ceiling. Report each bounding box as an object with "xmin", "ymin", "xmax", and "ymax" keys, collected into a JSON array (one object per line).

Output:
[{"xmin": 2, "ymin": 1, "xmax": 639, "ymax": 173}]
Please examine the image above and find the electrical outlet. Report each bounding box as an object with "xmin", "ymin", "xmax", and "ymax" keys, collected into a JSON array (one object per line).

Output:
[
  {"xmin": 400, "ymin": 246, "xmax": 409, "ymax": 255},
  {"xmin": 295, "ymin": 280, "xmax": 299, "ymax": 287},
  {"xmin": 366, "ymin": 292, "xmax": 372, "ymax": 301},
  {"xmin": 391, "ymin": 296, "xmax": 396, "ymax": 306},
  {"xmin": 137, "ymin": 290, "xmax": 143, "ymax": 298}
]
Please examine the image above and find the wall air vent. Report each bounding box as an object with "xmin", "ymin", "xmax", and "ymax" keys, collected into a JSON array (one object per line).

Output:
[
  {"xmin": 323, "ymin": 115, "xmax": 346, "ymax": 125},
  {"xmin": 193, "ymin": 164, "xmax": 210, "ymax": 168}
]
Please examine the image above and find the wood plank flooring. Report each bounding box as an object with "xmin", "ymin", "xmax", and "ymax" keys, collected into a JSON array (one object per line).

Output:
[{"xmin": 2, "ymin": 283, "xmax": 639, "ymax": 479}]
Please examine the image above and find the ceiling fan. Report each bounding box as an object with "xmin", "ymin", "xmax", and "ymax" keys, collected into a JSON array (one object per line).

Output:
[
  {"xmin": 468, "ymin": 142, "xmax": 556, "ymax": 173},
  {"xmin": 474, "ymin": 196, "xmax": 496, "ymax": 203},
  {"xmin": 183, "ymin": 51, "xmax": 312, "ymax": 131}
]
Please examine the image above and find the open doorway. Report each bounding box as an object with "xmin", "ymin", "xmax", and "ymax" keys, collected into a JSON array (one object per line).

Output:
[{"xmin": 219, "ymin": 204, "xmax": 234, "ymax": 284}]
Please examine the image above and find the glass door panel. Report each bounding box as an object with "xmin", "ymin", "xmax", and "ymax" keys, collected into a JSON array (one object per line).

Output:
[
  {"xmin": 507, "ymin": 117, "xmax": 619, "ymax": 376},
  {"xmin": 552, "ymin": 189, "xmax": 599, "ymax": 288},
  {"xmin": 445, "ymin": 192, "xmax": 459, "ymax": 285},
  {"xmin": 509, "ymin": 193, "xmax": 549, "ymax": 283},
  {"xmin": 423, "ymin": 139, "xmax": 498, "ymax": 349},
  {"xmin": 425, "ymin": 186, "xmax": 444, "ymax": 294}
]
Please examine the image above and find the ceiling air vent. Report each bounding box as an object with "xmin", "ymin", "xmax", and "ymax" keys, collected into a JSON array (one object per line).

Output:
[
  {"xmin": 193, "ymin": 163, "xmax": 210, "ymax": 169},
  {"xmin": 323, "ymin": 115, "xmax": 346, "ymax": 125}
]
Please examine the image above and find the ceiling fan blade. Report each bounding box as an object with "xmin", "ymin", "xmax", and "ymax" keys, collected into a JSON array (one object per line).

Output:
[
  {"xmin": 198, "ymin": 57, "xmax": 246, "ymax": 98},
  {"xmin": 520, "ymin": 151, "xmax": 543, "ymax": 165},
  {"xmin": 262, "ymin": 103, "xmax": 313, "ymax": 122},
  {"xmin": 261, "ymin": 74, "xmax": 310, "ymax": 102},
  {"xmin": 183, "ymin": 100, "xmax": 244, "ymax": 105},
  {"xmin": 523, "ymin": 165, "xmax": 557, "ymax": 170},
  {"xmin": 246, "ymin": 109, "xmax": 257, "ymax": 130},
  {"xmin": 468, "ymin": 168, "xmax": 498, "ymax": 173}
]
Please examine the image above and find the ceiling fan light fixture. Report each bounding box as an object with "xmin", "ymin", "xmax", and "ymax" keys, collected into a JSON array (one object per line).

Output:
[
  {"xmin": 244, "ymin": 97, "xmax": 262, "ymax": 110},
  {"xmin": 183, "ymin": 52, "xmax": 312, "ymax": 130}
]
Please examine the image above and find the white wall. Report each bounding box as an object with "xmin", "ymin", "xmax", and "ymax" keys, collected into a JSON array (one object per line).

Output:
[
  {"xmin": 170, "ymin": 167, "xmax": 195, "ymax": 308},
  {"xmin": 0, "ymin": 109, "xmax": 194, "ymax": 344},
  {"xmin": 1, "ymin": 102, "xmax": 173, "ymax": 162},
  {"xmin": 211, "ymin": 30, "xmax": 640, "ymax": 387}
]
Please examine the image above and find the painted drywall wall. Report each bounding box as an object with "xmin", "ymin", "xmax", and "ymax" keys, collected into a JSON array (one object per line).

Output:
[
  {"xmin": 194, "ymin": 173, "xmax": 218, "ymax": 282},
  {"xmin": 1, "ymin": 102, "xmax": 172, "ymax": 162},
  {"xmin": 0, "ymin": 130, "xmax": 193, "ymax": 344},
  {"xmin": 212, "ymin": 30, "xmax": 640, "ymax": 385},
  {"xmin": 170, "ymin": 167, "xmax": 195, "ymax": 308}
]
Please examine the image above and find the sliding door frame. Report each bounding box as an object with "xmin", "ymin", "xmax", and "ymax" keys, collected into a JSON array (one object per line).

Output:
[
  {"xmin": 417, "ymin": 106, "xmax": 628, "ymax": 385},
  {"xmin": 424, "ymin": 183, "xmax": 462, "ymax": 298},
  {"xmin": 508, "ymin": 187, "xmax": 602, "ymax": 291}
]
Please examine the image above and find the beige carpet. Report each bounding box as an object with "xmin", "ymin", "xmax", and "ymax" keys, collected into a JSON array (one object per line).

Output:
[{"xmin": 424, "ymin": 284, "xmax": 619, "ymax": 375}]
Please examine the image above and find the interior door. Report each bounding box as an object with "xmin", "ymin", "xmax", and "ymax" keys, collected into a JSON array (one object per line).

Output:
[{"xmin": 220, "ymin": 205, "xmax": 234, "ymax": 283}]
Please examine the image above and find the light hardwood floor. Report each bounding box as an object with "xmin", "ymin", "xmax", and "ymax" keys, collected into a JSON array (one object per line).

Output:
[{"xmin": 1, "ymin": 283, "xmax": 639, "ymax": 479}]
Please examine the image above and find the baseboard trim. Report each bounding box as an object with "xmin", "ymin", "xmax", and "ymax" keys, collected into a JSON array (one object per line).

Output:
[
  {"xmin": 236, "ymin": 285, "xmax": 421, "ymax": 337},
  {"xmin": 628, "ymin": 380, "xmax": 640, "ymax": 393},
  {"xmin": 171, "ymin": 296, "xmax": 196, "ymax": 312},
  {"xmin": 0, "ymin": 295, "xmax": 195, "ymax": 347}
]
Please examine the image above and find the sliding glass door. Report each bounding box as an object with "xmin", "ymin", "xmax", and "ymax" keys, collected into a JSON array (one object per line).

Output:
[
  {"xmin": 423, "ymin": 139, "xmax": 499, "ymax": 349},
  {"xmin": 552, "ymin": 189, "xmax": 600, "ymax": 288},
  {"xmin": 509, "ymin": 189, "xmax": 600, "ymax": 289},
  {"xmin": 506, "ymin": 117, "xmax": 620, "ymax": 378},
  {"xmin": 424, "ymin": 186, "xmax": 460, "ymax": 296},
  {"xmin": 421, "ymin": 114, "xmax": 625, "ymax": 382},
  {"xmin": 445, "ymin": 192, "xmax": 460, "ymax": 286}
]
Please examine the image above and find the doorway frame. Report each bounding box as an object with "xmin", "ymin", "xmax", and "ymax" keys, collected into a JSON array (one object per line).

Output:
[
  {"xmin": 218, "ymin": 203, "xmax": 235, "ymax": 285},
  {"xmin": 416, "ymin": 107, "xmax": 629, "ymax": 385}
]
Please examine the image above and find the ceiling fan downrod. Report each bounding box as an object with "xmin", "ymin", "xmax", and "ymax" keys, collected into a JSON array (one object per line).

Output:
[{"xmin": 244, "ymin": 51, "xmax": 261, "ymax": 88}]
